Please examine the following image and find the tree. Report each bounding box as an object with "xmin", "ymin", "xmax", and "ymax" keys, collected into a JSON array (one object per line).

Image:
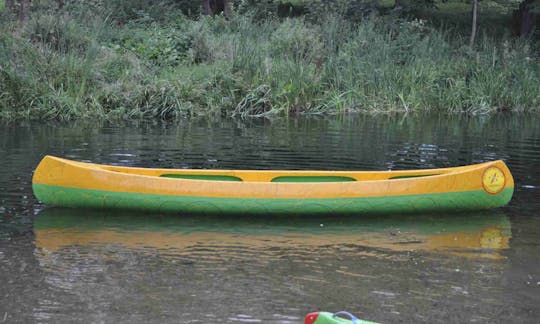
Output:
[
  {"xmin": 512, "ymin": 0, "xmax": 538, "ymax": 36},
  {"xmin": 5, "ymin": 0, "xmax": 14, "ymax": 14},
  {"xmin": 201, "ymin": 0, "xmax": 233, "ymax": 17},
  {"xmin": 19, "ymin": 0, "xmax": 29, "ymax": 20},
  {"xmin": 470, "ymin": 0, "xmax": 478, "ymax": 47},
  {"xmin": 469, "ymin": 0, "xmax": 538, "ymax": 44},
  {"xmin": 392, "ymin": 0, "xmax": 436, "ymax": 10},
  {"xmin": 201, "ymin": 0, "xmax": 212, "ymax": 15},
  {"xmin": 5, "ymin": 0, "xmax": 31, "ymax": 21}
]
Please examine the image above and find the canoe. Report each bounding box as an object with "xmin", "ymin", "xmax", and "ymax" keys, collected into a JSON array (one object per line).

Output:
[
  {"xmin": 305, "ymin": 311, "xmax": 379, "ymax": 324},
  {"xmin": 32, "ymin": 155, "xmax": 514, "ymax": 214}
]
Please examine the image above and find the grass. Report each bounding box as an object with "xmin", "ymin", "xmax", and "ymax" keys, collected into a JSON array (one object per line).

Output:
[{"xmin": 0, "ymin": 0, "xmax": 538, "ymax": 121}]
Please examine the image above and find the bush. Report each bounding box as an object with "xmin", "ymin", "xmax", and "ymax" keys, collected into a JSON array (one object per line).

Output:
[
  {"xmin": 307, "ymin": 0, "xmax": 379, "ymax": 22},
  {"xmin": 23, "ymin": 14, "xmax": 91, "ymax": 54},
  {"xmin": 85, "ymin": 0, "xmax": 197, "ymax": 23},
  {"xmin": 269, "ymin": 18, "xmax": 323, "ymax": 63},
  {"xmin": 237, "ymin": 0, "xmax": 279, "ymax": 20},
  {"xmin": 118, "ymin": 25, "xmax": 194, "ymax": 66}
]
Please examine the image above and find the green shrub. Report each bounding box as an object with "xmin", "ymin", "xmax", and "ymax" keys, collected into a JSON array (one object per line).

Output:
[
  {"xmin": 94, "ymin": 0, "xmax": 195, "ymax": 23},
  {"xmin": 269, "ymin": 18, "xmax": 323, "ymax": 63},
  {"xmin": 118, "ymin": 25, "xmax": 194, "ymax": 66},
  {"xmin": 237, "ymin": 0, "xmax": 279, "ymax": 20},
  {"xmin": 23, "ymin": 14, "xmax": 91, "ymax": 54},
  {"xmin": 306, "ymin": 0, "xmax": 379, "ymax": 22}
]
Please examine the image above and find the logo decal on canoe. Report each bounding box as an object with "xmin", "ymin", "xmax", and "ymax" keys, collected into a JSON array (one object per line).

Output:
[{"xmin": 482, "ymin": 167, "xmax": 505, "ymax": 195}]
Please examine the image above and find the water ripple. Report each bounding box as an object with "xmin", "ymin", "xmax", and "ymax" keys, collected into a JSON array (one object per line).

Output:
[{"xmin": 1, "ymin": 115, "xmax": 540, "ymax": 323}]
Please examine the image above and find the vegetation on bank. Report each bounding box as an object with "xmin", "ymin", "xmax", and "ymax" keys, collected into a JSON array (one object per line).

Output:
[{"xmin": 0, "ymin": 0, "xmax": 538, "ymax": 120}]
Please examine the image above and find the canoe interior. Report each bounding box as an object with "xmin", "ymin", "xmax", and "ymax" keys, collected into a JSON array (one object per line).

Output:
[
  {"xmin": 159, "ymin": 174, "xmax": 439, "ymax": 182},
  {"xmin": 109, "ymin": 165, "xmax": 445, "ymax": 182},
  {"xmin": 271, "ymin": 176, "xmax": 357, "ymax": 182},
  {"xmin": 161, "ymin": 174, "xmax": 364, "ymax": 182},
  {"xmin": 160, "ymin": 174, "xmax": 243, "ymax": 181}
]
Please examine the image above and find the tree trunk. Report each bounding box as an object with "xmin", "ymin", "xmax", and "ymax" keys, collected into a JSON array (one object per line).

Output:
[
  {"xmin": 21, "ymin": 0, "xmax": 31, "ymax": 21},
  {"xmin": 469, "ymin": 0, "xmax": 478, "ymax": 48},
  {"xmin": 6, "ymin": 0, "xmax": 32, "ymax": 21},
  {"xmin": 512, "ymin": 0, "xmax": 537, "ymax": 37},
  {"xmin": 201, "ymin": 0, "xmax": 212, "ymax": 15},
  {"xmin": 5, "ymin": 0, "xmax": 15, "ymax": 13},
  {"xmin": 223, "ymin": 0, "xmax": 232, "ymax": 18}
]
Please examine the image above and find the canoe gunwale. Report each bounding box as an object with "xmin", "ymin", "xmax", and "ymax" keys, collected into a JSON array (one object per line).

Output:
[{"xmin": 41, "ymin": 155, "xmax": 502, "ymax": 184}]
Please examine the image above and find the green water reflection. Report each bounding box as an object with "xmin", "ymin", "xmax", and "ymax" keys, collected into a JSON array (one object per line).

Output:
[{"xmin": 34, "ymin": 208, "xmax": 511, "ymax": 260}]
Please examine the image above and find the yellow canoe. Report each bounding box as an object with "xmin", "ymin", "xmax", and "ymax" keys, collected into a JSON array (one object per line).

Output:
[{"xmin": 32, "ymin": 155, "xmax": 514, "ymax": 214}]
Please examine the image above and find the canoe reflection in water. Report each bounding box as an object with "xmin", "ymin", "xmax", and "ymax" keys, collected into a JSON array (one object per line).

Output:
[{"xmin": 34, "ymin": 209, "xmax": 511, "ymax": 260}]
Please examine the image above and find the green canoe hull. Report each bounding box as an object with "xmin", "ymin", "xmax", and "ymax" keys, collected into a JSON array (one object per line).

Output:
[{"xmin": 33, "ymin": 183, "xmax": 514, "ymax": 215}]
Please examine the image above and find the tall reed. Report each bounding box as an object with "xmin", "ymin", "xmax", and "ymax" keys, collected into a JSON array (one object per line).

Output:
[{"xmin": 0, "ymin": 1, "xmax": 538, "ymax": 120}]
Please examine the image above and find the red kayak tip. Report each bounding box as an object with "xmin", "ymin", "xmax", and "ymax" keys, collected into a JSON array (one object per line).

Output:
[{"xmin": 304, "ymin": 312, "xmax": 319, "ymax": 324}]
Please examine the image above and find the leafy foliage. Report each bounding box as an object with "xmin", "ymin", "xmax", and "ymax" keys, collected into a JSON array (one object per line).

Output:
[
  {"xmin": 116, "ymin": 25, "xmax": 194, "ymax": 66},
  {"xmin": 23, "ymin": 13, "xmax": 91, "ymax": 54}
]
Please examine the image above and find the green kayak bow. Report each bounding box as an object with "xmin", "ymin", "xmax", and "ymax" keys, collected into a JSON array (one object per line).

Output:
[{"xmin": 305, "ymin": 311, "xmax": 380, "ymax": 324}]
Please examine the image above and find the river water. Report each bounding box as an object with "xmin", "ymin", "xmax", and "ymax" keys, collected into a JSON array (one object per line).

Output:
[{"xmin": 1, "ymin": 115, "xmax": 539, "ymax": 323}]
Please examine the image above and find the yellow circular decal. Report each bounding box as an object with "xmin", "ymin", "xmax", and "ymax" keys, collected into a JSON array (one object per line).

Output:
[{"xmin": 482, "ymin": 167, "xmax": 506, "ymax": 195}]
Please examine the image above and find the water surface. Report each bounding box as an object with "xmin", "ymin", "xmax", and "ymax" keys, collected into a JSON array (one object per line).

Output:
[{"xmin": 1, "ymin": 115, "xmax": 539, "ymax": 323}]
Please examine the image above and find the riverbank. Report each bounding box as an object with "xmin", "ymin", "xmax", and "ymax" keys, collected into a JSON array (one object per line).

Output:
[{"xmin": 0, "ymin": 1, "xmax": 538, "ymax": 120}]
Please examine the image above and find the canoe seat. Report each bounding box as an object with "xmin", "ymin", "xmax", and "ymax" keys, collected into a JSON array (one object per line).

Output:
[
  {"xmin": 160, "ymin": 174, "xmax": 243, "ymax": 181},
  {"xmin": 271, "ymin": 176, "xmax": 356, "ymax": 182}
]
